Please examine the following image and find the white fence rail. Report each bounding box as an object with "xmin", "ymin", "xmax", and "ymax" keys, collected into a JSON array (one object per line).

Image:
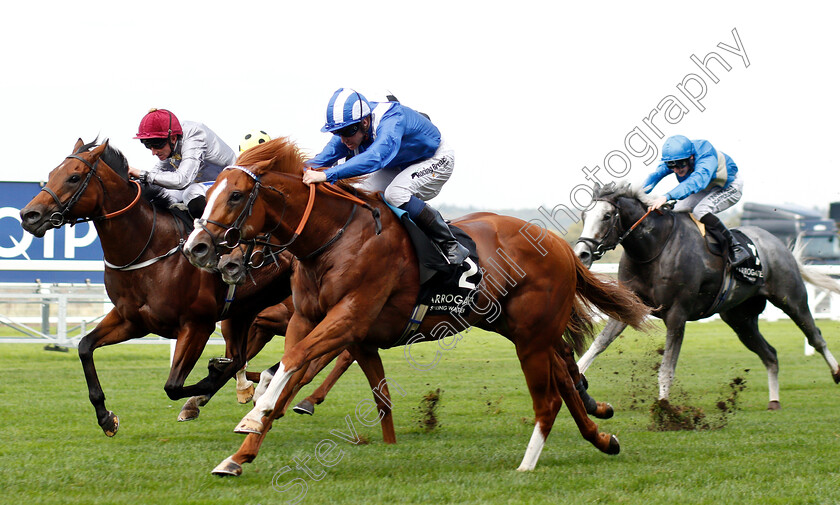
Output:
[
  {"xmin": 0, "ymin": 283, "xmax": 222, "ymax": 348},
  {"xmin": 2, "ymin": 264, "xmax": 839, "ymax": 350}
]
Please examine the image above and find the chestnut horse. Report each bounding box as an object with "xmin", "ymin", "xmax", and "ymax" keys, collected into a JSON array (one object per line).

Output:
[
  {"xmin": 183, "ymin": 137, "xmax": 650, "ymax": 475},
  {"xmin": 20, "ymin": 139, "xmax": 304, "ymax": 434}
]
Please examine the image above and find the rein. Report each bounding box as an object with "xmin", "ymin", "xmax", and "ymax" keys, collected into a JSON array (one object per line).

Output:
[{"xmin": 197, "ymin": 165, "xmax": 382, "ymax": 260}]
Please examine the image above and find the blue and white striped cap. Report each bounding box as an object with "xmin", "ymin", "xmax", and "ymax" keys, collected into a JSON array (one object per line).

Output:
[{"xmin": 321, "ymin": 88, "xmax": 372, "ymax": 133}]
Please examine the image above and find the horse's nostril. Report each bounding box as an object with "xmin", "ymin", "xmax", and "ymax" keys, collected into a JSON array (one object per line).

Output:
[
  {"xmin": 22, "ymin": 210, "xmax": 41, "ymax": 224},
  {"xmin": 192, "ymin": 242, "xmax": 209, "ymax": 257}
]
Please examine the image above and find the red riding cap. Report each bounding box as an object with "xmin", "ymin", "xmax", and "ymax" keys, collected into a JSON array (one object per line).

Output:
[{"xmin": 134, "ymin": 108, "xmax": 183, "ymax": 139}]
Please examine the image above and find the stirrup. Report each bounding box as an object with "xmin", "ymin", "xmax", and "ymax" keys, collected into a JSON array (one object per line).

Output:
[{"xmin": 729, "ymin": 245, "xmax": 750, "ymax": 267}]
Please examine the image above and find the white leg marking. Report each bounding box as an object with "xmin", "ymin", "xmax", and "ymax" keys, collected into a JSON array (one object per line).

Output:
[
  {"xmin": 242, "ymin": 364, "xmax": 289, "ymax": 425},
  {"xmin": 517, "ymin": 422, "xmax": 545, "ymax": 472},
  {"xmin": 767, "ymin": 364, "xmax": 780, "ymax": 403},
  {"xmin": 252, "ymin": 368, "xmax": 275, "ymax": 402},
  {"xmin": 235, "ymin": 366, "xmax": 253, "ymax": 391}
]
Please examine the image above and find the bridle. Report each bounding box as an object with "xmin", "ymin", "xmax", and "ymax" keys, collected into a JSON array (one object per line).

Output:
[
  {"xmin": 194, "ymin": 165, "xmax": 381, "ymax": 261},
  {"xmin": 575, "ymin": 199, "xmax": 662, "ymax": 262},
  {"xmin": 41, "ymin": 152, "xmax": 142, "ymax": 227}
]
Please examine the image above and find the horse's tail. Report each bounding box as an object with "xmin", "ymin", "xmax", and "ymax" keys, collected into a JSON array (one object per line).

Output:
[
  {"xmin": 565, "ymin": 260, "xmax": 652, "ymax": 355},
  {"xmin": 797, "ymin": 261, "xmax": 840, "ymax": 294},
  {"xmin": 792, "ymin": 241, "xmax": 840, "ymax": 293}
]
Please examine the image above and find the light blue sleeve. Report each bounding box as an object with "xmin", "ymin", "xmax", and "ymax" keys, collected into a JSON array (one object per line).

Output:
[
  {"xmin": 641, "ymin": 163, "xmax": 671, "ymax": 194},
  {"xmin": 665, "ymin": 145, "xmax": 717, "ymax": 200}
]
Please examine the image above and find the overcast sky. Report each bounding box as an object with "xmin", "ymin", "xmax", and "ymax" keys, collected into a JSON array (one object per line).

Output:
[{"xmin": 1, "ymin": 1, "xmax": 837, "ymax": 212}]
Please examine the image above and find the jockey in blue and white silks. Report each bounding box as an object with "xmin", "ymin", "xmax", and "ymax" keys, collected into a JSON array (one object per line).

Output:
[
  {"xmin": 303, "ymin": 88, "xmax": 468, "ymax": 266},
  {"xmin": 643, "ymin": 135, "xmax": 749, "ymax": 266}
]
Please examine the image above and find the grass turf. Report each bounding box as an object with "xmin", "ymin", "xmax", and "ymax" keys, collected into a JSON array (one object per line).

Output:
[{"xmin": 1, "ymin": 319, "xmax": 839, "ymax": 504}]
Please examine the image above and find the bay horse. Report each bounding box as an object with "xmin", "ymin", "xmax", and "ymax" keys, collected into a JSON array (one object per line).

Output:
[
  {"xmin": 19, "ymin": 138, "xmax": 299, "ymax": 434},
  {"xmin": 573, "ymin": 182, "xmax": 840, "ymax": 408},
  {"xmin": 182, "ymin": 137, "xmax": 650, "ymax": 475}
]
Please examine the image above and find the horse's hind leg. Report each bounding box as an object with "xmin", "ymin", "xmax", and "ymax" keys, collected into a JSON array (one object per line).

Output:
[
  {"xmin": 719, "ymin": 297, "xmax": 781, "ymax": 409},
  {"xmin": 769, "ymin": 289, "xmax": 840, "ymax": 384},
  {"xmin": 558, "ymin": 342, "xmax": 613, "ymax": 419},
  {"xmin": 516, "ymin": 343, "xmax": 618, "ymax": 471}
]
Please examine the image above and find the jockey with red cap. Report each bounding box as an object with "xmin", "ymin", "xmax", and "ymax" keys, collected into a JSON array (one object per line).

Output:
[
  {"xmin": 302, "ymin": 88, "xmax": 468, "ymax": 266},
  {"xmin": 128, "ymin": 109, "xmax": 236, "ymax": 219}
]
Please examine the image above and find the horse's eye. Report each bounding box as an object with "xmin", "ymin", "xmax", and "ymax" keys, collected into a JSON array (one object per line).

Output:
[
  {"xmin": 68, "ymin": 174, "xmax": 81, "ymax": 184},
  {"xmin": 229, "ymin": 191, "xmax": 243, "ymax": 204},
  {"xmin": 602, "ymin": 213, "xmax": 612, "ymax": 221}
]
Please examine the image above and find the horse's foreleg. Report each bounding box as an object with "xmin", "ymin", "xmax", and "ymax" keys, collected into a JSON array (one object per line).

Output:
[
  {"xmin": 237, "ymin": 307, "xmax": 363, "ymax": 433},
  {"xmin": 164, "ymin": 323, "xmax": 214, "ymax": 400},
  {"xmin": 77, "ymin": 310, "xmax": 143, "ymax": 436},
  {"xmin": 659, "ymin": 319, "xmax": 686, "ymax": 400},
  {"xmin": 577, "ymin": 318, "xmax": 628, "ymax": 374},
  {"xmin": 293, "ymin": 348, "xmax": 355, "ymax": 416},
  {"xmin": 240, "ymin": 300, "xmax": 293, "ymax": 404}
]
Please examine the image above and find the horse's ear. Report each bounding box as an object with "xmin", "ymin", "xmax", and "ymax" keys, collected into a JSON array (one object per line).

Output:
[
  {"xmin": 89, "ymin": 141, "xmax": 108, "ymax": 161},
  {"xmin": 73, "ymin": 138, "xmax": 84, "ymax": 153},
  {"xmin": 253, "ymin": 157, "xmax": 277, "ymax": 173}
]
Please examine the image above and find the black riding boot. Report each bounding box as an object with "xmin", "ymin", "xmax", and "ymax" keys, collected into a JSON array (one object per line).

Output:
[
  {"xmin": 415, "ymin": 205, "xmax": 469, "ymax": 265},
  {"xmin": 700, "ymin": 213, "xmax": 750, "ymax": 266},
  {"xmin": 187, "ymin": 195, "xmax": 207, "ymax": 220}
]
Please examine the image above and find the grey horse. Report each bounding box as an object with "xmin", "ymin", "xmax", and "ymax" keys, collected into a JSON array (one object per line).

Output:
[{"xmin": 573, "ymin": 182, "xmax": 840, "ymax": 409}]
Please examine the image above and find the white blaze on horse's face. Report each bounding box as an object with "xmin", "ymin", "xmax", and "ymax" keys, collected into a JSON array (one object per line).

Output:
[
  {"xmin": 184, "ymin": 179, "xmax": 229, "ymax": 252},
  {"xmin": 575, "ymin": 201, "xmax": 614, "ymax": 253},
  {"xmin": 202, "ymin": 178, "xmax": 228, "ymax": 221}
]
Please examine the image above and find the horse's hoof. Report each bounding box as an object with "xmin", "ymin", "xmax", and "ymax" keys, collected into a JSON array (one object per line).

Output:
[
  {"xmin": 234, "ymin": 418, "xmax": 264, "ymax": 434},
  {"xmin": 236, "ymin": 384, "xmax": 255, "ymax": 404},
  {"xmin": 101, "ymin": 411, "xmax": 119, "ymax": 437},
  {"xmin": 833, "ymin": 370, "xmax": 840, "ymax": 384},
  {"xmin": 211, "ymin": 456, "xmax": 242, "ymax": 477},
  {"xmin": 606, "ymin": 435, "xmax": 620, "ymax": 455},
  {"xmin": 178, "ymin": 397, "xmax": 201, "ymax": 422},
  {"xmin": 293, "ymin": 400, "xmax": 315, "ymax": 416},
  {"xmin": 593, "ymin": 402, "xmax": 614, "ymax": 420},
  {"xmin": 767, "ymin": 400, "xmax": 781, "ymax": 410}
]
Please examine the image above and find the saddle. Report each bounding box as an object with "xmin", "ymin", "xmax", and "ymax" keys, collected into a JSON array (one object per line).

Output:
[
  {"xmin": 383, "ymin": 201, "xmax": 483, "ymax": 345},
  {"xmin": 689, "ymin": 214, "xmax": 764, "ymax": 285}
]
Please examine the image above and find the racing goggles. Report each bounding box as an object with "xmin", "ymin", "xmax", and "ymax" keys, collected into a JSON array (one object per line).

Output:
[
  {"xmin": 335, "ymin": 122, "xmax": 361, "ymax": 138},
  {"xmin": 141, "ymin": 137, "xmax": 169, "ymax": 150},
  {"xmin": 666, "ymin": 158, "xmax": 691, "ymax": 169}
]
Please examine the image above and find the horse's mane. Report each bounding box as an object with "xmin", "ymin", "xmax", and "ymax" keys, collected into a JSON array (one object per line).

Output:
[
  {"xmin": 236, "ymin": 136, "xmax": 376, "ymax": 201},
  {"xmin": 595, "ymin": 181, "xmax": 657, "ymax": 207},
  {"xmin": 75, "ymin": 138, "xmax": 175, "ymax": 209}
]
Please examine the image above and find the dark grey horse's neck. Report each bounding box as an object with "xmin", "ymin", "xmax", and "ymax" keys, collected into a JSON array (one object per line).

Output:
[{"xmin": 617, "ymin": 198, "xmax": 677, "ymax": 263}]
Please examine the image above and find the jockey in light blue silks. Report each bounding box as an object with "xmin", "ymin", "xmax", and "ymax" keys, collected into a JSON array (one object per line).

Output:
[
  {"xmin": 643, "ymin": 134, "xmax": 750, "ymax": 266},
  {"xmin": 302, "ymin": 88, "xmax": 468, "ymax": 265}
]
